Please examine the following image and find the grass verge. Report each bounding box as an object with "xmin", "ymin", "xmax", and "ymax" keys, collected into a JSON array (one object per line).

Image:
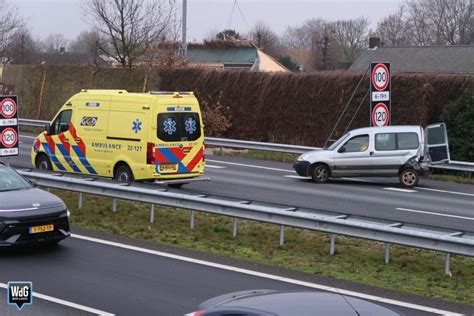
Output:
[{"xmin": 56, "ymin": 190, "xmax": 474, "ymax": 306}]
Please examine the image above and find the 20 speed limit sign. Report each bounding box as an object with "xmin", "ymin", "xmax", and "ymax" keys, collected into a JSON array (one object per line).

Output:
[
  {"xmin": 371, "ymin": 63, "xmax": 390, "ymax": 91},
  {"xmin": 0, "ymin": 98, "xmax": 17, "ymax": 118},
  {"xmin": 1, "ymin": 127, "xmax": 18, "ymax": 148},
  {"xmin": 372, "ymin": 103, "xmax": 390, "ymax": 127}
]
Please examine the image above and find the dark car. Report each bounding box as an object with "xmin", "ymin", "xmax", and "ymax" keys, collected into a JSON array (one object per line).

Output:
[
  {"xmin": 0, "ymin": 162, "xmax": 70, "ymax": 246},
  {"xmin": 186, "ymin": 290, "xmax": 402, "ymax": 316}
]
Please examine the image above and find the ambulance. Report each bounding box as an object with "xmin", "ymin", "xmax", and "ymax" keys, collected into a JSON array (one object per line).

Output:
[{"xmin": 31, "ymin": 90, "xmax": 205, "ymax": 185}]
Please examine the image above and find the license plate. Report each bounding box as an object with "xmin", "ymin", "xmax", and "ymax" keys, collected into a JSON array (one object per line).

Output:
[
  {"xmin": 29, "ymin": 224, "xmax": 54, "ymax": 234},
  {"xmin": 158, "ymin": 163, "xmax": 178, "ymax": 173}
]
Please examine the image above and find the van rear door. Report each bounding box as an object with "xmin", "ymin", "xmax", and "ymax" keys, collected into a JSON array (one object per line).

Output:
[{"xmin": 425, "ymin": 123, "xmax": 450, "ymax": 164}]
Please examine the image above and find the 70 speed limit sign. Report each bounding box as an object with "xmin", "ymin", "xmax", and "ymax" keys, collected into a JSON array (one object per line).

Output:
[{"xmin": 0, "ymin": 95, "xmax": 19, "ymax": 157}]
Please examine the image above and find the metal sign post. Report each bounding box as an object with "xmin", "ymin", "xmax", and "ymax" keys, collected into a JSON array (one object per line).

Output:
[
  {"xmin": 0, "ymin": 95, "xmax": 19, "ymax": 157},
  {"xmin": 370, "ymin": 62, "xmax": 391, "ymax": 127}
]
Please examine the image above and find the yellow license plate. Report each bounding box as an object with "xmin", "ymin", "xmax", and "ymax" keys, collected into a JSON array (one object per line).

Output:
[
  {"xmin": 158, "ymin": 163, "xmax": 178, "ymax": 173},
  {"xmin": 29, "ymin": 224, "xmax": 54, "ymax": 234}
]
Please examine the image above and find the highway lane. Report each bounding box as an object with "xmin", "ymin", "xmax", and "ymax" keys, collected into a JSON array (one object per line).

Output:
[
  {"xmin": 0, "ymin": 231, "xmax": 466, "ymax": 315},
  {"xmin": 10, "ymin": 135, "xmax": 474, "ymax": 233}
]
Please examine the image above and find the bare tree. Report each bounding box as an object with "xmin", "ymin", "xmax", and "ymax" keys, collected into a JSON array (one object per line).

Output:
[
  {"xmin": 376, "ymin": 5, "xmax": 413, "ymax": 45},
  {"xmin": 248, "ymin": 21, "xmax": 281, "ymax": 56},
  {"xmin": 41, "ymin": 33, "xmax": 69, "ymax": 53},
  {"xmin": 4, "ymin": 27, "xmax": 38, "ymax": 64},
  {"xmin": 332, "ymin": 18, "xmax": 370, "ymax": 63},
  {"xmin": 0, "ymin": 0, "xmax": 24, "ymax": 62},
  {"xmin": 82, "ymin": 0, "xmax": 178, "ymax": 68}
]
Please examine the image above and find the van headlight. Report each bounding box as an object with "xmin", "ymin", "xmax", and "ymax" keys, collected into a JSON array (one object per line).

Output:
[{"xmin": 297, "ymin": 154, "xmax": 310, "ymax": 161}]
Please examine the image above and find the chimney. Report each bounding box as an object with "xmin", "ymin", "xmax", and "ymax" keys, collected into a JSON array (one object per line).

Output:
[{"xmin": 369, "ymin": 37, "xmax": 381, "ymax": 49}]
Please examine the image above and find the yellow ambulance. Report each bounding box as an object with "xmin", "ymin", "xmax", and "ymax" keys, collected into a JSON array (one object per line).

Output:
[{"xmin": 31, "ymin": 90, "xmax": 205, "ymax": 184}]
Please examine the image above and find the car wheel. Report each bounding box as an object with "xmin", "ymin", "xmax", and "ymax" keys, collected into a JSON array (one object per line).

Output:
[
  {"xmin": 115, "ymin": 165, "xmax": 134, "ymax": 183},
  {"xmin": 399, "ymin": 169, "xmax": 419, "ymax": 188},
  {"xmin": 36, "ymin": 154, "xmax": 52, "ymax": 170},
  {"xmin": 312, "ymin": 165, "xmax": 330, "ymax": 183}
]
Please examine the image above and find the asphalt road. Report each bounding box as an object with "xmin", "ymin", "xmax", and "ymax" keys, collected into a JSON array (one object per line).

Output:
[
  {"xmin": 0, "ymin": 230, "xmax": 468, "ymax": 315},
  {"xmin": 10, "ymin": 135, "xmax": 474, "ymax": 233}
]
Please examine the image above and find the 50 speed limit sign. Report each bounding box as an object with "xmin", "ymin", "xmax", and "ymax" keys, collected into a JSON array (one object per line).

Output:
[
  {"xmin": 0, "ymin": 98, "xmax": 17, "ymax": 118},
  {"xmin": 1, "ymin": 127, "xmax": 18, "ymax": 148},
  {"xmin": 372, "ymin": 103, "xmax": 390, "ymax": 127}
]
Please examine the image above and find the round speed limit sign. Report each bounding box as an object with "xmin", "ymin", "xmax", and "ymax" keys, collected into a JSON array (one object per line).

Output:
[
  {"xmin": 371, "ymin": 63, "xmax": 390, "ymax": 91},
  {"xmin": 0, "ymin": 98, "xmax": 17, "ymax": 118},
  {"xmin": 1, "ymin": 128, "xmax": 18, "ymax": 148},
  {"xmin": 372, "ymin": 103, "xmax": 390, "ymax": 127}
]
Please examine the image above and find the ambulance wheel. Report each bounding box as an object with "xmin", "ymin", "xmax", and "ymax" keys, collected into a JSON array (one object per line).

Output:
[
  {"xmin": 36, "ymin": 154, "xmax": 52, "ymax": 170},
  {"xmin": 399, "ymin": 169, "xmax": 419, "ymax": 188},
  {"xmin": 115, "ymin": 164, "xmax": 134, "ymax": 183}
]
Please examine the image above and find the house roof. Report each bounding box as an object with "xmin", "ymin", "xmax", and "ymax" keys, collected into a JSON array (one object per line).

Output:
[
  {"xmin": 187, "ymin": 47, "xmax": 258, "ymax": 64},
  {"xmin": 349, "ymin": 45, "xmax": 474, "ymax": 74}
]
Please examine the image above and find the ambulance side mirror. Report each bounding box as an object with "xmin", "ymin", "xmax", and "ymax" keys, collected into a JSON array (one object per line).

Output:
[{"xmin": 44, "ymin": 123, "xmax": 51, "ymax": 134}]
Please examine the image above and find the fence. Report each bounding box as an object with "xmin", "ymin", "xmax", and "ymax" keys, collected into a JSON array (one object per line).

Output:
[{"xmin": 17, "ymin": 168, "xmax": 474, "ymax": 275}]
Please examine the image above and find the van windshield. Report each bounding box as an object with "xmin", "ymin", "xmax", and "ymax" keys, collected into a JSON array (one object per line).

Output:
[
  {"xmin": 157, "ymin": 112, "xmax": 201, "ymax": 142},
  {"xmin": 327, "ymin": 133, "xmax": 350, "ymax": 151}
]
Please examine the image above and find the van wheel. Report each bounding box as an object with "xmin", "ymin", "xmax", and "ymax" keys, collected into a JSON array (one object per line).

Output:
[
  {"xmin": 312, "ymin": 165, "xmax": 330, "ymax": 183},
  {"xmin": 115, "ymin": 165, "xmax": 134, "ymax": 183},
  {"xmin": 36, "ymin": 154, "xmax": 52, "ymax": 170},
  {"xmin": 399, "ymin": 169, "xmax": 419, "ymax": 188}
]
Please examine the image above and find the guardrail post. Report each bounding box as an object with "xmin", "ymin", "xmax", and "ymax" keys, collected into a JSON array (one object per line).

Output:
[
  {"xmin": 112, "ymin": 198, "xmax": 117, "ymax": 212},
  {"xmin": 232, "ymin": 218, "xmax": 239, "ymax": 237},
  {"xmin": 279, "ymin": 225, "xmax": 285, "ymax": 245},
  {"xmin": 330, "ymin": 234, "xmax": 336, "ymax": 255},
  {"xmin": 445, "ymin": 253, "xmax": 451, "ymax": 276},
  {"xmin": 78, "ymin": 192, "xmax": 83, "ymax": 209},
  {"xmin": 150, "ymin": 205, "xmax": 155, "ymax": 224},
  {"xmin": 190, "ymin": 211, "xmax": 195, "ymax": 229},
  {"xmin": 384, "ymin": 243, "xmax": 390, "ymax": 264}
]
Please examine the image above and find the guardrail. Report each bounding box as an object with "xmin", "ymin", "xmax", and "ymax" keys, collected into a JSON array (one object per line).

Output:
[
  {"xmin": 19, "ymin": 119, "xmax": 474, "ymax": 173},
  {"xmin": 17, "ymin": 168, "xmax": 474, "ymax": 275}
]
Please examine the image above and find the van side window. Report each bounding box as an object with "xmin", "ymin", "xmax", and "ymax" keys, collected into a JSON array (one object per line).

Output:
[
  {"xmin": 342, "ymin": 135, "xmax": 369, "ymax": 152},
  {"xmin": 50, "ymin": 110, "xmax": 72, "ymax": 135},
  {"xmin": 375, "ymin": 133, "xmax": 396, "ymax": 151},
  {"xmin": 397, "ymin": 133, "xmax": 419, "ymax": 149}
]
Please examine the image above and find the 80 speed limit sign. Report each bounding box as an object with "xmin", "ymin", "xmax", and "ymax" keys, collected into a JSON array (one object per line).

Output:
[{"xmin": 0, "ymin": 95, "xmax": 19, "ymax": 157}]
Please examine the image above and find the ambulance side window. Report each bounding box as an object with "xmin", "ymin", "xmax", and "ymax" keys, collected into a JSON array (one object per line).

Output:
[{"xmin": 51, "ymin": 110, "xmax": 72, "ymax": 135}]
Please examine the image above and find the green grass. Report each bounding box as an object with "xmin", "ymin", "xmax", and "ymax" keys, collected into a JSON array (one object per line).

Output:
[
  {"xmin": 211, "ymin": 147, "xmax": 298, "ymax": 163},
  {"xmin": 56, "ymin": 190, "xmax": 474, "ymax": 306}
]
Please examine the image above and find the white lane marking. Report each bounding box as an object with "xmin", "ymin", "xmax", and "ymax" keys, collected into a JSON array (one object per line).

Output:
[
  {"xmin": 71, "ymin": 234, "xmax": 461, "ymax": 316},
  {"xmin": 417, "ymin": 187, "xmax": 474, "ymax": 198},
  {"xmin": 284, "ymin": 175, "xmax": 310, "ymax": 180},
  {"xmin": 384, "ymin": 188, "xmax": 417, "ymax": 193},
  {"xmin": 205, "ymin": 165, "xmax": 226, "ymax": 169},
  {"xmin": 0, "ymin": 283, "xmax": 114, "ymax": 315},
  {"xmin": 206, "ymin": 159, "xmax": 293, "ymax": 173},
  {"xmin": 20, "ymin": 135, "xmax": 36, "ymax": 139},
  {"xmin": 396, "ymin": 208, "xmax": 474, "ymax": 221}
]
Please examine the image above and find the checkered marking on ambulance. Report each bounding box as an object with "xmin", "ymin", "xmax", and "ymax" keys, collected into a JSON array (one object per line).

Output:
[{"xmin": 154, "ymin": 146, "xmax": 204, "ymax": 174}]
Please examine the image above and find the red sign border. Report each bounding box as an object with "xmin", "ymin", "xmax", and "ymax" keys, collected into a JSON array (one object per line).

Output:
[
  {"xmin": 1, "ymin": 127, "xmax": 18, "ymax": 148},
  {"xmin": 371, "ymin": 103, "xmax": 390, "ymax": 127},
  {"xmin": 371, "ymin": 63, "xmax": 390, "ymax": 92},
  {"xmin": 0, "ymin": 98, "xmax": 17, "ymax": 119}
]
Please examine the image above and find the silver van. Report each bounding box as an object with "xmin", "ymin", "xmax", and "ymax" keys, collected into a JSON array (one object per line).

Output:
[{"xmin": 293, "ymin": 124, "xmax": 449, "ymax": 187}]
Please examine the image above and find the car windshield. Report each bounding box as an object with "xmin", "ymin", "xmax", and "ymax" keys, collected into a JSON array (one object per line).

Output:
[
  {"xmin": 327, "ymin": 133, "xmax": 350, "ymax": 151},
  {"xmin": 0, "ymin": 165, "xmax": 31, "ymax": 192}
]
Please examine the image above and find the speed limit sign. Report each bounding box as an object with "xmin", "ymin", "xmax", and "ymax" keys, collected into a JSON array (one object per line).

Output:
[
  {"xmin": 1, "ymin": 127, "xmax": 18, "ymax": 148},
  {"xmin": 371, "ymin": 63, "xmax": 390, "ymax": 91},
  {"xmin": 0, "ymin": 98, "xmax": 17, "ymax": 118},
  {"xmin": 372, "ymin": 103, "xmax": 390, "ymax": 127},
  {"xmin": 0, "ymin": 95, "xmax": 19, "ymax": 157}
]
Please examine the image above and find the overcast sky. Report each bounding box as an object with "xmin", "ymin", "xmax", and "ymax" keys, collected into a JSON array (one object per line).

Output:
[{"xmin": 14, "ymin": 0, "xmax": 402, "ymax": 41}]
